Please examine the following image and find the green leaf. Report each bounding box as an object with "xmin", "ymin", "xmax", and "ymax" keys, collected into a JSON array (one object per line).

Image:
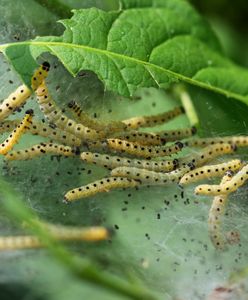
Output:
[{"xmin": 2, "ymin": 0, "xmax": 248, "ymax": 104}]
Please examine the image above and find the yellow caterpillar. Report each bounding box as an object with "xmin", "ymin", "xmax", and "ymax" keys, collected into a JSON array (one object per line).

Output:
[
  {"xmin": 5, "ymin": 142, "xmax": 78, "ymax": 161},
  {"xmin": 0, "ymin": 120, "xmax": 81, "ymax": 147},
  {"xmin": 179, "ymin": 159, "xmax": 242, "ymax": 185},
  {"xmin": 43, "ymin": 222, "xmax": 110, "ymax": 242},
  {"xmin": 0, "ymin": 110, "xmax": 33, "ymax": 155},
  {"xmin": 179, "ymin": 143, "xmax": 237, "ymax": 168},
  {"xmin": 106, "ymin": 139, "xmax": 184, "ymax": 158},
  {"xmin": 64, "ymin": 177, "xmax": 140, "ymax": 202},
  {"xmin": 113, "ymin": 131, "xmax": 164, "ymax": 146},
  {"xmin": 156, "ymin": 126, "xmax": 197, "ymax": 142},
  {"xmin": 110, "ymin": 164, "xmax": 195, "ymax": 185},
  {"xmin": 0, "ymin": 62, "xmax": 50, "ymax": 121},
  {"xmin": 68, "ymin": 100, "xmax": 127, "ymax": 133},
  {"xmin": 208, "ymin": 171, "xmax": 240, "ymax": 250},
  {"xmin": 80, "ymin": 151, "xmax": 178, "ymax": 172},
  {"xmin": 195, "ymin": 164, "xmax": 248, "ymax": 196},
  {"xmin": 0, "ymin": 224, "xmax": 109, "ymax": 250},
  {"xmin": 35, "ymin": 81, "xmax": 104, "ymax": 141},
  {"xmin": 122, "ymin": 106, "xmax": 184, "ymax": 129},
  {"xmin": 185, "ymin": 136, "xmax": 248, "ymax": 148}
]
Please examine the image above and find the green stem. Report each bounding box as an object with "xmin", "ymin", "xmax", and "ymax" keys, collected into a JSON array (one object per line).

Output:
[
  {"xmin": 0, "ymin": 180, "xmax": 156, "ymax": 300},
  {"xmin": 34, "ymin": 0, "xmax": 72, "ymax": 18},
  {"xmin": 173, "ymin": 85, "xmax": 199, "ymax": 127}
]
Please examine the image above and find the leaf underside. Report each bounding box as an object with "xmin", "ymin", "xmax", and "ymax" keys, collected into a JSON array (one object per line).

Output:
[{"xmin": 1, "ymin": 0, "xmax": 248, "ymax": 104}]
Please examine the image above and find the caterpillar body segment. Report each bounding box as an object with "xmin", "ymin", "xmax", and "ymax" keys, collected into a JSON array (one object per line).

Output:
[
  {"xmin": 185, "ymin": 136, "xmax": 248, "ymax": 148},
  {"xmin": 0, "ymin": 110, "xmax": 33, "ymax": 155},
  {"xmin": 0, "ymin": 85, "xmax": 31, "ymax": 121},
  {"xmin": 106, "ymin": 139, "xmax": 184, "ymax": 158},
  {"xmin": 110, "ymin": 164, "xmax": 194, "ymax": 185},
  {"xmin": 35, "ymin": 81, "xmax": 104, "ymax": 141},
  {"xmin": 42, "ymin": 223, "xmax": 110, "ymax": 242},
  {"xmin": 156, "ymin": 126, "xmax": 197, "ymax": 142},
  {"xmin": 64, "ymin": 177, "xmax": 140, "ymax": 202},
  {"xmin": 179, "ymin": 159, "xmax": 242, "ymax": 185},
  {"xmin": 0, "ymin": 225, "xmax": 109, "ymax": 250},
  {"xmin": 68, "ymin": 100, "xmax": 127, "ymax": 133},
  {"xmin": 31, "ymin": 62, "xmax": 50, "ymax": 90},
  {"xmin": 113, "ymin": 131, "xmax": 164, "ymax": 146},
  {"xmin": 0, "ymin": 120, "xmax": 81, "ymax": 147},
  {"xmin": 122, "ymin": 106, "xmax": 184, "ymax": 129},
  {"xmin": 0, "ymin": 62, "xmax": 50, "ymax": 121},
  {"xmin": 80, "ymin": 151, "xmax": 178, "ymax": 172},
  {"xmin": 195, "ymin": 164, "xmax": 248, "ymax": 196},
  {"xmin": 208, "ymin": 172, "xmax": 233, "ymax": 250},
  {"xmin": 179, "ymin": 143, "xmax": 237, "ymax": 168},
  {"xmin": 0, "ymin": 236, "xmax": 42, "ymax": 250},
  {"xmin": 5, "ymin": 143, "xmax": 78, "ymax": 161},
  {"xmin": 30, "ymin": 121, "xmax": 81, "ymax": 147}
]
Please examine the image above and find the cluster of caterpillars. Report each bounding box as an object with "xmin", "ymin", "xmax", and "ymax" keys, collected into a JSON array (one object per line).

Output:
[{"xmin": 0, "ymin": 62, "xmax": 247, "ymax": 251}]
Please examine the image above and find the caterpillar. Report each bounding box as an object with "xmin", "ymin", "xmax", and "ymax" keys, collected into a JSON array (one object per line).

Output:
[
  {"xmin": 0, "ymin": 120, "xmax": 82, "ymax": 147},
  {"xmin": 179, "ymin": 159, "xmax": 242, "ymax": 185},
  {"xmin": 208, "ymin": 171, "xmax": 234, "ymax": 250},
  {"xmin": 64, "ymin": 177, "xmax": 140, "ymax": 202},
  {"xmin": 179, "ymin": 143, "xmax": 237, "ymax": 168},
  {"xmin": 110, "ymin": 164, "xmax": 195, "ymax": 185},
  {"xmin": 80, "ymin": 151, "xmax": 178, "ymax": 172},
  {"xmin": 68, "ymin": 100, "xmax": 127, "ymax": 133},
  {"xmin": 42, "ymin": 222, "xmax": 110, "ymax": 242},
  {"xmin": 185, "ymin": 136, "xmax": 248, "ymax": 148},
  {"xmin": 106, "ymin": 139, "xmax": 184, "ymax": 158},
  {"xmin": 0, "ymin": 62, "xmax": 50, "ymax": 121},
  {"xmin": 5, "ymin": 142, "xmax": 79, "ymax": 161},
  {"xmin": 113, "ymin": 131, "xmax": 164, "ymax": 146},
  {"xmin": 122, "ymin": 106, "xmax": 184, "ymax": 129},
  {"xmin": 0, "ymin": 109, "xmax": 33, "ymax": 155},
  {"xmin": 35, "ymin": 81, "xmax": 104, "ymax": 141},
  {"xmin": 0, "ymin": 225, "xmax": 109, "ymax": 250},
  {"xmin": 195, "ymin": 164, "xmax": 248, "ymax": 196},
  {"xmin": 156, "ymin": 126, "xmax": 197, "ymax": 142}
]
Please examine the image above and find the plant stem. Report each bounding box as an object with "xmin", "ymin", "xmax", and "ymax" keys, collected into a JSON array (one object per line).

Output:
[
  {"xmin": 34, "ymin": 0, "xmax": 72, "ymax": 18},
  {"xmin": 173, "ymin": 85, "xmax": 199, "ymax": 127},
  {"xmin": 0, "ymin": 179, "xmax": 157, "ymax": 300}
]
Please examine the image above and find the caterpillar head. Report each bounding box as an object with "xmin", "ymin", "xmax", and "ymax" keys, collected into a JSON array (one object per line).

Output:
[
  {"xmin": 25, "ymin": 109, "xmax": 34, "ymax": 116},
  {"xmin": 172, "ymin": 158, "xmax": 179, "ymax": 169},
  {"xmin": 42, "ymin": 61, "xmax": 50, "ymax": 71},
  {"xmin": 175, "ymin": 141, "xmax": 184, "ymax": 149},
  {"xmin": 191, "ymin": 126, "xmax": 197, "ymax": 135},
  {"xmin": 187, "ymin": 162, "xmax": 195, "ymax": 171},
  {"xmin": 68, "ymin": 100, "xmax": 76, "ymax": 108}
]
